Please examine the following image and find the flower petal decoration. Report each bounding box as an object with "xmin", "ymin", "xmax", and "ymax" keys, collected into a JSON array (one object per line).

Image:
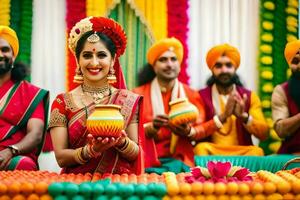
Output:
[
  {"xmin": 191, "ymin": 167, "xmax": 202, "ymax": 178},
  {"xmin": 228, "ymin": 166, "xmax": 242, "ymax": 177},
  {"xmin": 184, "ymin": 161, "xmax": 253, "ymax": 183},
  {"xmin": 207, "ymin": 161, "xmax": 231, "ymax": 179},
  {"xmin": 232, "ymin": 168, "xmax": 253, "ymax": 181}
]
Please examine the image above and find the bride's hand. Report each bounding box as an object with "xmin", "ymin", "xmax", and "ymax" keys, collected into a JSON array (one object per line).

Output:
[
  {"xmin": 87, "ymin": 134, "xmax": 121, "ymax": 153},
  {"xmin": 115, "ymin": 130, "xmax": 127, "ymax": 148}
]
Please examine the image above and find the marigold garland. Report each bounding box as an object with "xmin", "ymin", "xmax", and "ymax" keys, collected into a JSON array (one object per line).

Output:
[
  {"xmin": 167, "ymin": 0, "xmax": 189, "ymax": 84},
  {"xmin": 66, "ymin": 0, "xmax": 86, "ymax": 91},
  {"xmin": 258, "ymin": 0, "xmax": 298, "ymax": 155},
  {"xmin": 16, "ymin": 0, "xmax": 33, "ymax": 67},
  {"xmin": 258, "ymin": 0, "xmax": 277, "ymax": 154},
  {"xmin": 0, "ymin": 0, "xmax": 10, "ymax": 26}
]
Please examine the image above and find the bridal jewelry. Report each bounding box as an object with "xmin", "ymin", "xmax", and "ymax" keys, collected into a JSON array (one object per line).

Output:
[
  {"xmin": 87, "ymin": 32, "xmax": 100, "ymax": 43},
  {"xmin": 82, "ymin": 84, "xmax": 111, "ymax": 104}
]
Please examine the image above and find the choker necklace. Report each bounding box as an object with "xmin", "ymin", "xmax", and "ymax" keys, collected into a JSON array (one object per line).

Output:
[{"xmin": 81, "ymin": 84, "xmax": 111, "ymax": 104}]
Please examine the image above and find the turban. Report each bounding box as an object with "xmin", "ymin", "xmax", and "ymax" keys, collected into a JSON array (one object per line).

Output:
[
  {"xmin": 206, "ymin": 44, "xmax": 240, "ymax": 70},
  {"xmin": 284, "ymin": 40, "xmax": 300, "ymax": 65},
  {"xmin": 0, "ymin": 25, "xmax": 19, "ymax": 57},
  {"xmin": 147, "ymin": 37, "xmax": 183, "ymax": 66}
]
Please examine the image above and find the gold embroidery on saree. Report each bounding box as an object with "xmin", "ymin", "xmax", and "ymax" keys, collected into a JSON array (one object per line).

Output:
[{"xmin": 49, "ymin": 108, "xmax": 68, "ymax": 128}]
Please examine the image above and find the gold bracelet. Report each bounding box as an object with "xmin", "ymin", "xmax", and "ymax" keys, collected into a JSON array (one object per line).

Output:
[
  {"xmin": 74, "ymin": 147, "xmax": 88, "ymax": 165},
  {"xmin": 116, "ymin": 138, "xmax": 139, "ymax": 161}
]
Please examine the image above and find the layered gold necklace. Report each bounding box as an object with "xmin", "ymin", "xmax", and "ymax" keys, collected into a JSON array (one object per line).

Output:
[{"xmin": 81, "ymin": 84, "xmax": 111, "ymax": 104}]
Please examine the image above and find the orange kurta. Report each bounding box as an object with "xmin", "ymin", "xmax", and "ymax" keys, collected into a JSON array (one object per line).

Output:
[{"xmin": 132, "ymin": 82, "xmax": 205, "ymax": 167}]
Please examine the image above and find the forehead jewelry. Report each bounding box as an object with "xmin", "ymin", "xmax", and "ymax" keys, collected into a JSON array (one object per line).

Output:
[
  {"xmin": 92, "ymin": 48, "xmax": 96, "ymax": 52},
  {"xmin": 87, "ymin": 32, "xmax": 100, "ymax": 43}
]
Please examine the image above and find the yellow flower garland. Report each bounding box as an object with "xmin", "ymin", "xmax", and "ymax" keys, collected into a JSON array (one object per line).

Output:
[{"xmin": 0, "ymin": 0, "xmax": 11, "ymax": 26}]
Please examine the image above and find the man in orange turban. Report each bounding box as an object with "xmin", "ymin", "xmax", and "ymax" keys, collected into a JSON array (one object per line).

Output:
[
  {"xmin": 272, "ymin": 40, "xmax": 300, "ymax": 154},
  {"xmin": 194, "ymin": 44, "xmax": 269, "ymax": 156},
  {"xmin": 132, "ymin": 37, "xmax": 205, "ymax": 172},
  {"xmin": 0, "ymin": 26, "xmax": 49, "ymax": 171}
]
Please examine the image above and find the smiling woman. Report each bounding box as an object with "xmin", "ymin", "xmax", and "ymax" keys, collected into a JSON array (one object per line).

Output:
[{"xmin": 48, "ymin": 17, "xmax": 151, "ymax": 175}]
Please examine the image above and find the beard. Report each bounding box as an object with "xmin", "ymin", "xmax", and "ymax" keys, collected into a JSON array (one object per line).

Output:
[
  {"xmin": 214, "ymin": 73, "xmax": 236, "ymax": 87},
  {"xmin": 0, "ymin": 56, "xmax": 13, "ymax": 75},
  {"xmin": 288, "ymin": 70, "xmax": 300, "ymax": 109}
]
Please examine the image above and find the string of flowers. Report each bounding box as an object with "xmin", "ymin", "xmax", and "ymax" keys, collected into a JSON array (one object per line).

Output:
[
  {"xmin": 258, "ymin": 0, "xmax": 282, "ymax": 155},
  {"xmin": 259, "ymin": 0, "xmax": 298, "ymax": 154},
  {"xmin": 285, "ymin": 0, "xmax": 299, "ymax": 78},
  {"xmin": 167, "ymin": 0, "xmax": 189, "ymax": 84},
  {"xmin": 16, "ymin": 0, "xmax": 32, "ymax": 67},
  {"xmin": 0, "ymin": 0, "xmax": 10, "ymax": 26},
  {"xmin": 66, "ymin": 0, "xmax": 86, "ymax": 91},
  {"xmin": 9, "ymin": 0, "xmax": 21, "ymax": 34}
]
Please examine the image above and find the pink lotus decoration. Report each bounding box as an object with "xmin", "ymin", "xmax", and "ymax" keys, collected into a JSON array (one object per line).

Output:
[{"xmin": 185, "ymin": 161, "xmax": 252, "ymax": 183}]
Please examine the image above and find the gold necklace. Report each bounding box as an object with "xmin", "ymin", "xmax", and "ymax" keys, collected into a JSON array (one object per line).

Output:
[{"xmin": 81, "ymin": 84, "xmax": 111, "ymax": 104}]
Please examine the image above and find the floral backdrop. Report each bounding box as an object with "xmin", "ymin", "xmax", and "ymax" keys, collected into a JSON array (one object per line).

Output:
[{"xmin": 0, "ymin": 0, "xmax": 299, "ymax": 154}]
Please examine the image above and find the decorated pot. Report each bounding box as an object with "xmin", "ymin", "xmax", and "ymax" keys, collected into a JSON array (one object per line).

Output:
[
  {"xmin": 86, "ymin": 104, "xmax": 124, "ymax": 137},
  {"xmin": 168, "ymin": 98, "xmax": 199, "ymax": 126}
]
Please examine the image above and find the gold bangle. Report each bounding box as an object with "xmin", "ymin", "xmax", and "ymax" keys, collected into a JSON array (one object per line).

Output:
[
  {"xmin": 74, "ymin": 147, "xmax": 88, "ymax": 165},
  {"xmin": 116, "ymin": 138, "xmax": 139, "ymax": 161}
]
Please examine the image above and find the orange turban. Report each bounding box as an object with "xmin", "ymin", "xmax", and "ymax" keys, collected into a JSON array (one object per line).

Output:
[
  {"xmin": 206, "ymin": 44, "xmax": 240, "ymax": 70},
  {"xmin": 0, "ymin": 26, "xmax": 19, "ymax": 57},
  {"xmin": 284, "ymin": 40, "xmax": 300, "ymax": 65},
  {"xmin": 147, "ymin": 37, "xmax": 183, "ymax": 66}
]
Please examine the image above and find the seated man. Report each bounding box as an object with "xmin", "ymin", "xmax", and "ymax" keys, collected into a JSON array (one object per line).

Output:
[
  {"xmin": 194, "ymin": 44, "xmax": 269, "ymax": 156},
  {"xmin": 272, "ymin": 40, "xmax": 300, "ymax": 154},
  {"xmin": 0, "ymin": 26, "xmax": 49, "ymax": 170},
  {"xmin": 133, "ymin": 37, "xmax": 205, "ymax": 170}
]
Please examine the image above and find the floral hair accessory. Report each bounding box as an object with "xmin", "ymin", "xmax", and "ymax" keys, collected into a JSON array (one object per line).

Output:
[
  {"xmin": 68, "ymin": 17, "xmax": 127, "ymax": 56},
  {"xmin": 184, "ymin": 161, "xmax": 253, "ymax": 183}
]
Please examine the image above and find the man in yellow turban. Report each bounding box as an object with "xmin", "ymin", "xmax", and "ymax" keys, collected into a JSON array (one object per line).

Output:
[
  {"xmin": 132, "ymin": 37, "xmax": 205, "ymax": 171},
  {"xmin": 194, "ymin": 43, "xmax": 269, "ymax": 156},
  {"xmin": 0, "ymin": 25, "xmax": 49, "ymax": 170},
  {"xmin": 272, "ymin": 40, "xmax": 300, "ymax": 154}
]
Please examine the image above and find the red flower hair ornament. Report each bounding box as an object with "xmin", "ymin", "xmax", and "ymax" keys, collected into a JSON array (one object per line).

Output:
[
  {"xmin": 68, "ymin": 17, "xmax": 127, "ymax": 89},
  {"xmin": 68, "ymin": 16, "xmax": 127, "ymax": 57}
]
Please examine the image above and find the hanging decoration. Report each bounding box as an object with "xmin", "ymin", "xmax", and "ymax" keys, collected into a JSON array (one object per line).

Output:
[
  {"xmin": 0, "ymin": 0, "xmax": 11, "ymax": 26},
  {"xmin": 258, "ymin": 0, "xmax": 298, "ymax": 155},
  {"xmin": 16, "ymin": 0, "xmax": 33, "ymax": 65},
  {"xmin": 65, "ymin": 0, "xmax": 86, "ymax": 91},
  {"xmin": 127, "ymin": 0, "xmax": 167, "ymax": 42},
  {"xmin": 108, "ymin": 0, "xmax": 152, "ymax": 89},
  {"xmin": 167, "ymin": 0, "xmax": 189, "ymax": 84},
  {"xmin": 86, "ymin": 0, "xmax": 117, "ymax": 17}
]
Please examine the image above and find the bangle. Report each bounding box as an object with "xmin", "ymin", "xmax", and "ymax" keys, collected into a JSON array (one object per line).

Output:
[
  {"xmin": 74, "ymin": 147, "xmax": 89, "ymax": 165},
  {"xmin": 115, "ymin": 137, "xmax": 139, "ymax": 161},
  {"xmin": 213, "ymin": 115, "xmax": 223, "ymax": 128}
]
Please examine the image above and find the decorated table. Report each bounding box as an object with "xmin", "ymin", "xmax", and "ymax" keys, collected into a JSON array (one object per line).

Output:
[{"xmin": 1, "ymin": 159, "xmax": 300, "ymax": 200}]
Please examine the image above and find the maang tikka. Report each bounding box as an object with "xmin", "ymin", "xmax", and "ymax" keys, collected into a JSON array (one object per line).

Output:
[{"xmin": 87, "ymin": 32, "xmax": 100, "ymax": 43}]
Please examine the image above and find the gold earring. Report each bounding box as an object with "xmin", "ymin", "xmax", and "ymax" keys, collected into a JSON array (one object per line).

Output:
[
  {"xmin": 107, "ymin": 67, "xmax": 117, "ymax": 84},
  {"xmin": 73, "ymin": 67, "xmax": 84, "ymax": 84}
]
